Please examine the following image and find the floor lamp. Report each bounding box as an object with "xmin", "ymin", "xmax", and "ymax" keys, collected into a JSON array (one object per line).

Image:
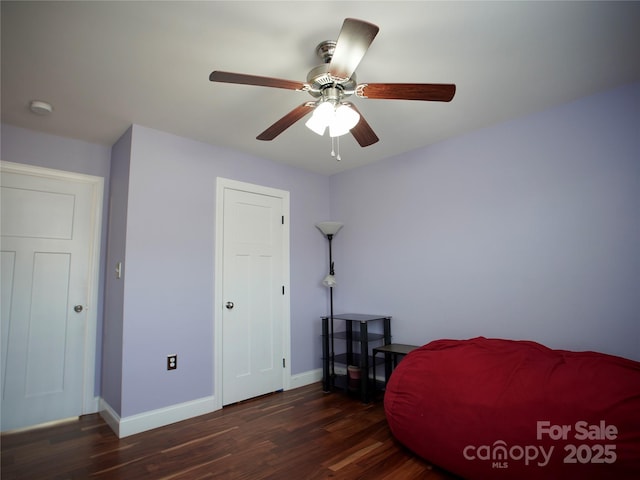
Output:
[{"xmin": 316, "ymin": 221, "xmax": 343, "ymax": 383}]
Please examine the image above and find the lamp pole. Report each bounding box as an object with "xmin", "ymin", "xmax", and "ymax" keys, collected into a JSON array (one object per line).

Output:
[
  {"xmin": 327, "ymin": 234, "xmax": 335, "ymax": 378},
  {"xmin": 316, "ymin": 221, "xmax": 343, "ymax": 390}
]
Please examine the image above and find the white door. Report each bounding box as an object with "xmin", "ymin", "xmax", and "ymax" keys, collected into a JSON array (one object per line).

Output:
[
  {"xmin": 215, "ymin": 179, "xmax": 290, "ymax": 407},
  {"xmin": 1, "ymin": 162, "xmax": 102, "ymax": 431}
]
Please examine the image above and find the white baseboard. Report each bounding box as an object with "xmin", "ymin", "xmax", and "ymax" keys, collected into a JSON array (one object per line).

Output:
[
  {"xmin": 288, "ymin": 368, "xmax": 323, "ymax": 389},
  {"xmin": 99, "ymin": 395, "xmax": 217, "ymax": 438},
  {"xmin": 99, "ymin": 399, "xmax": 121, "ymax": 436},
  {"xmin": 334, "ymin": 365, "xmax": 347, "ymax": 376}
]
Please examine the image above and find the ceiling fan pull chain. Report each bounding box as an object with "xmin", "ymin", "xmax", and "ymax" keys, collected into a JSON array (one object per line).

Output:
[
  {"xmin": 331, "ymin": 136, "xmax": 336, "ymax": 158},
  {"xmin": 336, "ymin": 136, "xmax": 342, "ymax": 161}
]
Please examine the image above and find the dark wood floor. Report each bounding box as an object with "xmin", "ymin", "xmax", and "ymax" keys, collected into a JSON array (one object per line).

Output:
[{"xmin": 1, "ymin": 383, "xmax": 461, "ymax": 479}]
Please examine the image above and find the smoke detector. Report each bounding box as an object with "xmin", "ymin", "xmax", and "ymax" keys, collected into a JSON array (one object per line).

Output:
[{"xmin": 29, "ymin": 100, "xmax": 53, "ymax": 115}]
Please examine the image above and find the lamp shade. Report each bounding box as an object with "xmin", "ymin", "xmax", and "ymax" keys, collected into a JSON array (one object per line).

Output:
[
  {"xmin": 322, "ymin": 274, "xmax": 337, "ymax": 287},
  {"xmin": 305, "ymin": 115, "xmax": 327, "ymax": 136},
  {"xmin": 316, "ymin": 221, "xmax": 343, "ymax": 236},
  {"xmin": 305, "ymin": 102, "xmax": 333, "ymax": 136},
  {"xmin": 329, "ymin": 104, "xmax": 360, "ymax": 137},
  {"xmin": 305, "ymin": 102, "xmax": 360, "ymax": 138}
]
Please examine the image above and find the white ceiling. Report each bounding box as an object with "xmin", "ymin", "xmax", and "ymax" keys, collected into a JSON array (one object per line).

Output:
[{"xmin": 2, "ymin": 1, "xmax": 640, "ymax": 175}]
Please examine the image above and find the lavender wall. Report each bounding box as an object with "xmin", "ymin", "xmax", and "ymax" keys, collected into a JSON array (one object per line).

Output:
[
  {"xmin": 330, "ymin": 82, "xmax": 640, "ymax": 361},
  {"xmin": 100, "ymin": 127, "xmax": 132, "ymax": 413},
  {"xmin": 0, "ymin": 124, "xmax": 112, "ymax": 393},
  {"xmin": 117, "ymin": 125, "xmax": 330, "ymax": 416}
]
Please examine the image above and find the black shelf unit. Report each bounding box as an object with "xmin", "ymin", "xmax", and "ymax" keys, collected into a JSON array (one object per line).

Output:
[{"xmin": 322, "ymin": 313, "xmax": 391, "ymax": 403}]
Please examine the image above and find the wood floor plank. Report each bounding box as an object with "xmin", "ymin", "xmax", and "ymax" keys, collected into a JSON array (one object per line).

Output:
[
  {"xmin": 328, "ymin": 440, "xmax": 384, "ymax": 471},
  {"xmin": 1, "ymin": 383, "xmax": 461, "ymax": 480},
  {"xmin": 160, "ymin": 426, "xmax": 238, "ymax": 454}
]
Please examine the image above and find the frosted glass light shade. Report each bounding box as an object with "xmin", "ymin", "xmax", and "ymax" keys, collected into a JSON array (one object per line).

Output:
[
  {"xmin": 322, "ymin": 274, "xmax": 337, "ymax": 287},
  {"xmin": 329, "ymin": 104, "xmax": 360, "ymax": 137},
  {"xmin": 305, "ymin": 102, "xmax": 360, "ymax": 138},
  {"xmin": 305, "ymin": 115, "xmax": 327, "ymax": 136},
  {"xmin": 305, "ymin": 102, "xmax": 333, "ymax": 135},
  {"xmin": 314, "ymin": 101, "xmax": 335, "ymax": 123},
  {"xmin": 316, "ymin": 221, "xmax": 343, "ymax": 236}
]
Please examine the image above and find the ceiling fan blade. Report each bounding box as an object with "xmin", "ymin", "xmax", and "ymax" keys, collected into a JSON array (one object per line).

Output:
[
  {"xmin": 357, "ymin": 83, "xmax": 456, "ymax": 102},
  {"xmin": 329, "ymin": 18, "xmax": 379, "ymax": 81},
  {"xmin": 256, "ymin": 103, "xmax": 315, "ymax": 141},
  {"xmin": 345, "ymin": 103, "xmax": 379, "ymax": 147},
  {"xmin": 209, "ymin": 71, "xmax": 306, "ymax": 91}
]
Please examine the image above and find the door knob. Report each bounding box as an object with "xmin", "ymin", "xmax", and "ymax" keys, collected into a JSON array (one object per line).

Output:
[
  {"xmin": 74, "ymin": 305, "xmax": 84, "ymax": 313},
  {"xmin": 225, "ymin": 302, "xmax": 234, "ymax": 310}
]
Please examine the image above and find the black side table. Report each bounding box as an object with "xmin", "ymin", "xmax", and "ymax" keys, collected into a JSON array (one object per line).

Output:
[
  {"xmin": 372, "ymin": 343, "xmax": 419, "ymax": 394},
  {"xmin": 322, "ymin": 314, "xmax": 391, "ymax": 403}
]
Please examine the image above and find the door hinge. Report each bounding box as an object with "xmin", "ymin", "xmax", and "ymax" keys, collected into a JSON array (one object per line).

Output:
[
  {"xmin": 282, "ymin": 358, "xmax": 286, "ymax": 368},
  {"xmin": 282, "ymin": 285, "xmax": 285, "ymax": 295},
  {"xmin": 281, "ymin": 215, "xmax": 284, "ymax": 225}
]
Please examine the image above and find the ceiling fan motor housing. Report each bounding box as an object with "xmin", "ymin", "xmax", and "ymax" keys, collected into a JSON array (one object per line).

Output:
[
  {"xmin": 306, "ymin": 65, "xmax": 357, "ymax": 99},
  {"xmin": 306, "ymin": 39, "xmax": 358, "ymax": 100}
]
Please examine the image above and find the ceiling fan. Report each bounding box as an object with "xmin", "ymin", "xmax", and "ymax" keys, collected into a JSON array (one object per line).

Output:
[{"xmin": 209, "ymin": 18, "xmax": 456, "ymax": 149}]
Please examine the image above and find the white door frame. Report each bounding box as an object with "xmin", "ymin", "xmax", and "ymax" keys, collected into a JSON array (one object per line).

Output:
[
  {"xmin": 0, "ymin": 160, "xmax": 103, "ymax": 416},
  {"xmin": 213, "ymin": 177, "xmax": 291, "ymax": 410}
]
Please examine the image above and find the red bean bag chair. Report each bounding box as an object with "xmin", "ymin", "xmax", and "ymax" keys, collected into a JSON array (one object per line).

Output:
[{"xmin": 384, "ymin": 337, "xmax": 640, "ymax": 479}]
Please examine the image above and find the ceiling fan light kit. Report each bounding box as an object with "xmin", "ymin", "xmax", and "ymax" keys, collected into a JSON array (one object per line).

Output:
[
  {"xmin": 209, "ymin": 18, "xmax": 456, "ymax": 160},
  {"xmin": 305, "ymin": 99, "xmax": 360, "ymax": 138}
]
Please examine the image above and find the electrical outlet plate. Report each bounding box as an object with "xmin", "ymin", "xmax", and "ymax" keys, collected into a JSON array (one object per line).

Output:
[{"xmin": 167, "ymin": 354, "xmax": 177, "ymax": 370}]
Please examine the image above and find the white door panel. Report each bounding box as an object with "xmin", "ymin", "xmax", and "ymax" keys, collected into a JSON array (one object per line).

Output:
[
  {"xmin": 222, "ymin": 188, "xmax": 283, "ymax": 405},
  {"xmin": 0, "ymin": 186, "xmax": 75, "ymax": 238},
  {"xmin": 0, "ymin": 162, "xmax": 102, "ymax": 431},
  {"xmin": 215, "ymin": 179, "xmax": 290, "ymax": 407}
]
